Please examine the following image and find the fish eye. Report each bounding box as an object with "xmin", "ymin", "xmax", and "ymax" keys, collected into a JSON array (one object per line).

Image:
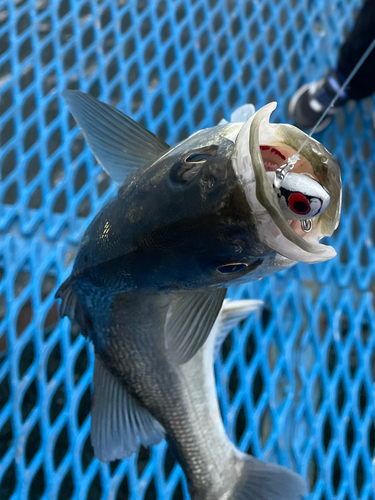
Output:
[
  {"xmin": 217, "ymin": 263, "xmax": 249, "ymax": 274},
  {"xmin": 288, "ymin": 192, "xmax": 311, "ymax": 215}
]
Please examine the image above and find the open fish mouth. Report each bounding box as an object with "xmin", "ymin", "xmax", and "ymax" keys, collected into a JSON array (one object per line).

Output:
[
  {"xmin": 233, "ymin": 103, "xmax": 342, "ymax": 263},
  {"xmin": 260, "ymin": 145, "xmax": 288, "ymax": 171}
]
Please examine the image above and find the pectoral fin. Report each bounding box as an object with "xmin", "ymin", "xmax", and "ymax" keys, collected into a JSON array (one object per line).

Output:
[
  {"xmin": 230, "ymin": 104, "xmax": 255, "ymax": 123},
  {"xmin": 63, "ymin": 90, "xmax": 169, "ymax": 185},
  {"xmin": 165, "ymin": 289, "xmax": 227, "ymax": 364},
  {"xmin": 91, "ymin": 356, "xmax": 164, "ymax": 463}
]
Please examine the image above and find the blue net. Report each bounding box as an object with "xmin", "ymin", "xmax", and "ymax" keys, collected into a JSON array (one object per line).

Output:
[{"xmin": 0, "ymin": 0, "xmax": 374, "ymax": 499}]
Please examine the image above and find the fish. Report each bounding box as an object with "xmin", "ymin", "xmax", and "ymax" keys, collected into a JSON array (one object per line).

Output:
[
  {"xmin": 55, "ymin": 91, "xmax": 342, "ymax": 499},
  {"xmin": 89, "ymin": 297, "xmax": 308, "ymax": 500},
  {"xmin": 90, "ymin": 300, "xmax": 277, "ymax": 482}
]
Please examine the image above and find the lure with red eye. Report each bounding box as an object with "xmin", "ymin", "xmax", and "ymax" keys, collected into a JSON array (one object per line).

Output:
[
  {"xmin": 266, "ymin": 171, "xmax": 330, "ymax": 221},
  {"xmin": 288, "ymin": 192, "xmax": 310, "ymax": 215}
]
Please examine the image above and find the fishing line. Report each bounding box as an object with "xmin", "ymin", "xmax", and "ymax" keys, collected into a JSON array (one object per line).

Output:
[
  {"xmin": 301, "ymin": 36, "xmax": 375, "ymax": 146},
  {"xmin": 275, "ymin": 35, "xmax": 375, "ymax": 186}
]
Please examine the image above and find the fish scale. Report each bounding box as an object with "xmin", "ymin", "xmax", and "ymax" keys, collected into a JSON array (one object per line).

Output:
[{"xmin": 100, "ymin": 293, "xmax": 247, "ymax": 499}]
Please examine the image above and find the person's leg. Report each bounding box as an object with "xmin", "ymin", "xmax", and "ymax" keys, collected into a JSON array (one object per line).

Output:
[
  {"xmin": 337, "ymin": 0, "xmax": 375, "ymax": 100},
  {"xmin": 289, "ymin": 0, "xmax": 375, "ymax": 131}
]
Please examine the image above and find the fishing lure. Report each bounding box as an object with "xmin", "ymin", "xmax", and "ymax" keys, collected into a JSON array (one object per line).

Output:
[{"xmin": 267, "ymin": 171, "xmax": 330, "ymax": 220}]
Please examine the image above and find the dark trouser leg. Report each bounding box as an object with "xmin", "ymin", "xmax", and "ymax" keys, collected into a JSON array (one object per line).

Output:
[{"xmin": 336, "ymin": 0, "xmax": 375, "ymax": 100}]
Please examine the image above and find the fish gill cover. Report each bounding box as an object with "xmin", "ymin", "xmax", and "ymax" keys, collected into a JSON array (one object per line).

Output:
[{"xmin": 0, "ymin": 1, "xmax": 374, "ymax": 500}]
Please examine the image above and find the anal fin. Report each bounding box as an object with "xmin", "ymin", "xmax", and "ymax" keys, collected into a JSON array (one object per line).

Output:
[{"xmin": 91, "ymin": 356, "xmax": 164, "ymax": 463}]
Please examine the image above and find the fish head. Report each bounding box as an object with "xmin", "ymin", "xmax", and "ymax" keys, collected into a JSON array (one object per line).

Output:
[
  {"xmin": 111, "ymin": 125, "xmax": 272, "ymax": 288},
  {"xmin": 65, "ymin": 92, "xmax": 341, "ymax": 291},
  {"xmin": 115, "ymin": 102, "xmax": 341, "ymax": 289},
  {"xmin": 232, "ymin": 102, "xmax": 342, "ymax": 265}
]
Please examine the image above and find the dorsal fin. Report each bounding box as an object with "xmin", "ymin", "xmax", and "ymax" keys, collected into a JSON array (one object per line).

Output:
[{"xmin": 63, "ymin": 90, "xmax": 170, "ymax": 185}]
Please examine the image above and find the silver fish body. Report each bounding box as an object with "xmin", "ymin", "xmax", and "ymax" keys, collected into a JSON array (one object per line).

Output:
[
  {"xmin": 56, "ymin": 92, "xmax": 342, "ymax": 500},
  {"xmin": 91, "ymin": 295, "xmax": 305, "ymax": 500}
]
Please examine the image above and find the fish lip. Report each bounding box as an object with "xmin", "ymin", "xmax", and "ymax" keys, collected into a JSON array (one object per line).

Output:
[{"xmin": 233, "ymin": 102, "xmax": 342, "ymax": 264}]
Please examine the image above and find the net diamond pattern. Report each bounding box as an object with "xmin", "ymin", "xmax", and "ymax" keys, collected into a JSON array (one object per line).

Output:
[{"xmin": 0, "ymin": 0, "xmax": 374, "ymax": 499}]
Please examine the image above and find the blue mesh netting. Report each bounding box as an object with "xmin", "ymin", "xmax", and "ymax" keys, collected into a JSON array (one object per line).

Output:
[{"xmin": 0, "ymin": 0, "xmax": 374, "ymax": 499}]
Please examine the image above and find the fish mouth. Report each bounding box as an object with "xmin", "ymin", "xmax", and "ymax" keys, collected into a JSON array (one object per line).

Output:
[
  {"xmin": 260, "ymin": 145, "xmax": 287, "ymax": 171},
  {"xmin": 233, "ymin": 102, "xmax": 342, "ymax": 264}
]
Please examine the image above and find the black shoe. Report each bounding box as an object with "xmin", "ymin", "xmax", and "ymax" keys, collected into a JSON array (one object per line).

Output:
[{"xmin": 288, "ymin": 69, "xmax": 349, "ymax": 132}]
